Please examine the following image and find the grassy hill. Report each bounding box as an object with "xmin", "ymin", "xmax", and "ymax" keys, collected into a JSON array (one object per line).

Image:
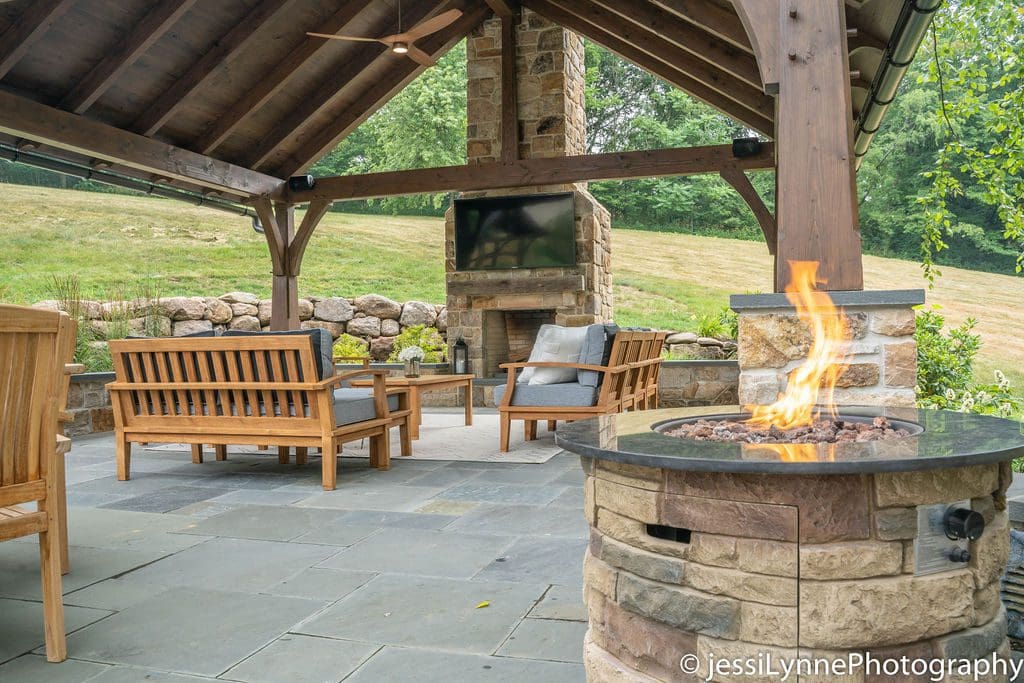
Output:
[{"xmin": 2, "ymin": 183, "xmax": 1021, "ymax": 387}]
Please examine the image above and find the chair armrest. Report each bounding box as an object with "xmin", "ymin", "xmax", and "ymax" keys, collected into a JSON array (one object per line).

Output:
[
  {"xmin": 56, "ymin": 434, "xmax": 71, "ymax": 455},
  {"xmin": 333, "ymin": 355, "xmax": 371, "ymax": 368},
  {"xmin": 498, "ymin": 361, "xmax": 629, "ymax": 375}
]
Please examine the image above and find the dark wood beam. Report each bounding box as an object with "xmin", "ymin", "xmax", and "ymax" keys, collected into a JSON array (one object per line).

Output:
[
  {"xmin": 846, "ymin": 27, "xmax": 887, "ymax": 53},
  {"xmin": 0, "ymin": 90, "xmax": 283, "ymax": 198},
  {"xmin": 60, "ymin": 0, "xmax": 198, "ymax": 114},
  {"xmin": 274, "ymin": 3, "xmax": 491, "ymax": 177},
  {"xmin": 242, "ymin": 0, "xmax": 441, "ymax": 170},
  {"xmin": 720, "ymin": 164, "xmax": 776, "ymax": 254},
  {"xmin": 589, "ymin": 0, "xmax": 762, "ymax": 89},
  {"xmin": 500, "ymin": 14, "xmax": 519, "ymax": 163},
  {"xmin": 193, "ymin": 2, "xmax": 373, "ymax": 155},
  {"xmin": 276, "ymin": 143, "xmax": 775, "ymax": 202},
  {"xmin": 484, "ymin": 0, "xmax": 517, "ymax": 17},
  {"xmin": 132, "ymin": 0, "xmax": 293, "ymax": 136},
  {"xmin": 0, "ymin": 0, "xmax": 75, "ymax": 80},
  {"xmin": 650, "ymin": 0, "xmax": 753, "ymax": 54},
  {"xmin": 522, "ymin": 0, "xmax": 773, "ymax": 135}
]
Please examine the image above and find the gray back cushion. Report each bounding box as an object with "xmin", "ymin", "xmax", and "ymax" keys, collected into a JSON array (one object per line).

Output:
[
  {"xmin": 577, "ymin": 324, "xmax": 608, "ymax": 387},
  {"xmin": 223, "ymin": 329, "xmax": 334, "ymax": 381}
]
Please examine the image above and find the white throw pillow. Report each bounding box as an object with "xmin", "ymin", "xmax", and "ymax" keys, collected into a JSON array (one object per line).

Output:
[
  {"xmin": 528, "ymin": 325, "xmax": 588, "ymax": 385},
  {"xmin": 517, "ymin": 324, "xmax": 555, "ymax": 384}
]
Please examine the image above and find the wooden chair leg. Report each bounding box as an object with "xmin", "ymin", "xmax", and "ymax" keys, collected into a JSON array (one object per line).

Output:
[
  {"xmin": 369, "ymin": 432, "xmax": 391, "ymax": 470},
  {"xmin": 190, "ymin": 444, "xmax": 204, "ymax": 464},
  {"xmin": 499, "ymin": 412, "xmax": 511, "ymax": 452},
  {"xmin": 295, "ymin": 447, "xmax": 308, "ymax": 465},
  {"xmin": 399, "ymin": 419, "xmax": 412, "ymax": 457},
  {"xmin": 38, "ymin": 516, "xmax": 67, "ymax": 662},
  {"xmin": 321, "ymin": 438, "xmax": 337, "ymax": 490},
  {"xmin": 547, "ymin": 420, "xmax": 557, "ymax": 431},
  {"xmin": 55, "ymin": 449, "xmax": 70, "ymax": 575},
  {"xmin": 214, "ymin": 444, "xmax": 227, "ymax": 461},
  {"xmin": 524, "ymin": 420, "xmax": 537, "ymax": 441},
  {"xmin": 278, "ymin": 446, "xmax": 290, "ymax": 464},
  {"xmin": 116, "ymin": 436, "xmax": 131, "ymax": 481}
]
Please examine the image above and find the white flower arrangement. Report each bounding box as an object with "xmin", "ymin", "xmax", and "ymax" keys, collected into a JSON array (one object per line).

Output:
[{"xmin": 398, "ymin": 345, "xmax": 425, "ymax": 362}]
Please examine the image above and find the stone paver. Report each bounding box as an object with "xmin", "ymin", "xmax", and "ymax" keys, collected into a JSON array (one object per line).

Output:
[{"xmin": 0, "ymin": 420, "xmax": 593, "ymax": 680}]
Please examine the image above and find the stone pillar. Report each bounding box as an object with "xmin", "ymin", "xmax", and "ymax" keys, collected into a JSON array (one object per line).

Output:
[
  {"xmin": 444, "ymin": 9, "xmax": 613, "ymax": 372},
  {"xmin": 730, "ymin": 290, "xmax": 924, "ymax": 408}
]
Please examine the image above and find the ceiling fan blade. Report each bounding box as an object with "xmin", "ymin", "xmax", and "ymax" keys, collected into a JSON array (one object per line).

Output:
[
  {"xmin": 383, "ymin": 9, "xmax": 462, "ymax": 43},
  {"xmin": 405, "ymin": 44, "xmax": 437, "ymax": 67},
  {"xmin": 306, "ymin": 32, "xmax": 382, "ymax": 43}
]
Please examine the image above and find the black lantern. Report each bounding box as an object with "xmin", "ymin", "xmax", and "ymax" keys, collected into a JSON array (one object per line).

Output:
[{"xmin": 452, "ymin": 338, "xmax": 469, "ymax": 375}]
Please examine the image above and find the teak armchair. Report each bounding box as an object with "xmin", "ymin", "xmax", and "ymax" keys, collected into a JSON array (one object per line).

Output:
[{"xmin": 0, "ymin": 304, "xmax": 73, "ymax": 662}]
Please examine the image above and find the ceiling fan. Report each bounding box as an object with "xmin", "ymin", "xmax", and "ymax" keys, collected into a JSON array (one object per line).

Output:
[{"xmin": 307, "ymin": 2, "xmax": 462, "ymax": 66}]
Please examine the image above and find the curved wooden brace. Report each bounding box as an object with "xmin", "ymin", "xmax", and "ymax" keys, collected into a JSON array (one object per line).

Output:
[{"xmin": 720, "ymin": 164, "xmax": 776, "ymax": 255}]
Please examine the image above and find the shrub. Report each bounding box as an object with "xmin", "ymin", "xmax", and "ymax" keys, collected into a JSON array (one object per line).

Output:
[
  {"xmin": 388, "ymin": 325, "xmax": 445, "ymax": 363},
  {"xmin": 915, "ymin": 308, "xmax": 1020, "ymax": 418},
  {"xmin": 692, "ymin": 306, "xmax": 737, "ymax": 340},
  {"xmin": 332, "ymin": 333, "xmax": 369, "ymax": 361}
]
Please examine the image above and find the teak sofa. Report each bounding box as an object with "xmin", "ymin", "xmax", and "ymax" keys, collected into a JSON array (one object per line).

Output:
[
  {"xmin": 107, "ymin": 335, "xmax": 411, "ymax": 490},
  {"xmin": 495, "ymin": 328, "xmax": 666, "ymax": 451}
]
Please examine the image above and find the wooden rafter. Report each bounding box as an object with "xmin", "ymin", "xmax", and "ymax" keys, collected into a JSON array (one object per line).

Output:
[
  {"xmin": 589, "ymin": 0, "xmax": 762, "ymax": 89},
  {"xmin": 484, "ymin": 0, "xmax": 517, "ymax": 17},
  {"xmin": 133, "ymin": 0, "xmax": 294, "ymax": 136},
  {"xmin": 60, "ymin": 0, "xmax": 198, "ymax": 115},
  {"xmin": 500, "ymin": 14, "xmax": 519, "ymax": 163},
  {"xmin": 274, "ymin": 3, "xmax": 491, "ymax": 177},
  {"xmin": 242, "ymin": 0, "xmax": 443, "ymax": 170},
  {"xmin": 276, "ymin": 143, "xmax": 775, "ymax": 202},
  {"xmin": 193, "ymin": 1, "xmax": 374, "ymax": 155},
  {"xmin": 650, "ymin": 0, "xmax": 753, "ymax": 54},
  {"xmin": 522, "ymin": 0, "xmax": 773, "ymax": 135},
  {"xmin": 0, "ymin": 90, "xmax": 282, "ymax": 198},
  {"xmin": 0, "ymin": 0, "xmax": 76, "ymax": 80}
]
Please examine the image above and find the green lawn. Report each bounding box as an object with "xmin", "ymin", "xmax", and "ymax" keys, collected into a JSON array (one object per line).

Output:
[{"xmin": 2, "ymin": 183, "xmax": 1022, "ymax": 391}]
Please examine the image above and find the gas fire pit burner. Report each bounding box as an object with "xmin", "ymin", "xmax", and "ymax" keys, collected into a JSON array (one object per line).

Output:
[{"xmin": 661, "ymin": 411, "xmax": 922, "ymax": 444}]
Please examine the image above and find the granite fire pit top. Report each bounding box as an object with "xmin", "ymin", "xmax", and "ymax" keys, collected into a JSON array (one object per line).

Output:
[{"xmin": 555, "ymin": 405, "xmax": 1024, "ymax": 474}]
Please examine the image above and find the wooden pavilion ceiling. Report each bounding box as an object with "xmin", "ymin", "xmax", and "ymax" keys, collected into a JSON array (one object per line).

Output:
[{"xmin": 0, "ymin": 0, "xmax": 907, "ymax": 203}]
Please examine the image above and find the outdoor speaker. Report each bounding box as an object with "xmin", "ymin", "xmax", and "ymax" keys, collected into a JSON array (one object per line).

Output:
[
  {"xmin": 288, "ymin": 175, "xmax": 316, "ymax": 192},
  {"xmin": 732, "ymin": 137, "xmax": 763, "ymax": 158}
]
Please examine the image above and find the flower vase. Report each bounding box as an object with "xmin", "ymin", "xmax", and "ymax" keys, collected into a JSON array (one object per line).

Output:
[{"xmin": 404, "ymin": 359, "xmax": 421, "ymax": 378}]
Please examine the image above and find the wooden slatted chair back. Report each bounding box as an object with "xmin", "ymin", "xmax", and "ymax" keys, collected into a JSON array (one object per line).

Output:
[
  {"xmin": 597, "ymin": 331, "xmax": 666, "ymax": 409},
  {"xmin": 0, "ymin": 305, "xmax": 67, "ymax": 498},
  {"xmin": 109, "ymin": 336, "xmax": 326, "ymax": 434}
]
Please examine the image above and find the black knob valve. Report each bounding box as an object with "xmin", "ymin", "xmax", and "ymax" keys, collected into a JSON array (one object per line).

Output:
[
  {"xmin": 944, "ymin": 507, "xmax": 985, "ymax": 541},
  {"xmin": 949, "ymin": 548, "xmax": 971, "ymax": 563}
]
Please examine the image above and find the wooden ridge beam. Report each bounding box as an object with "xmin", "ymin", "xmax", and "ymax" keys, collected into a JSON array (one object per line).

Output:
[
  {"xmin": 589, "ymin": 0, "xmax": 762, "ymax": 89},
  {"xmin": 242, "ymin": 0, "xmax": 442, "ymax": 170},
  {"xmin": 193, "ymin": 1, "xmax": 374, "ymax": 155},
  {"xmin": 720, "ymin": 164, "xmax": 776, "ymax": 254},
  {"xmin": 132, "ymin": 0, "xmax": 294, "ymax": 136},
  {"xmin": 0, "ymin": 0, "xmax": 76, "ymax": 80},
  {"xmin": 60, "ymin": 0, "xmax": 198, "ymax": 114},
  {"xmin": 276, "ymin": 143, "xmax": 775, "ymax": 203},
  {"xmin": 0, "ymin": 90, "xmax": 283, "ymax": 198},
  {"xmin": 275, "ymin": 3, "xmax": 490, "ymax": 177},
  {"xmin": 522, "ymin": 0, "xmax": 773, "ymax": 135},
  {"xmin": 650, "ymin": 0, "xmax": 753, "ymax": 54}
]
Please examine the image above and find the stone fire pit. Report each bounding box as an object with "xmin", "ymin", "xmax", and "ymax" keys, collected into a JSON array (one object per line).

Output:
[{"xmin": 557, "ymin": 406, "xmax": 1024, "ymax": 682}]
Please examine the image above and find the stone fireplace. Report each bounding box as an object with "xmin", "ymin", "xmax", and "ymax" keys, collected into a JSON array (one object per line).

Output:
[{"xmin": 444, "ymin": 9, "xmax": 612, "ymax": 377}]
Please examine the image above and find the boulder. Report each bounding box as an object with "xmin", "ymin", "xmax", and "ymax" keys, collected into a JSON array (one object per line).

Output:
[
  {"xmin": 173, "ymin": 319, "xmax": 214, "ymax": 336},
  {"xmin": 230, "ymin": 302, "xmax": 258, "ymax": 317},
  {"xmin": 32, "ymin": 300, "xmax": 62, "ymax": 312},
  {"xmin": 697, "ymin": 336, "xmax": 723, "ymax": 347},
  {"xmin": 257, "ymin": 300, "xmax": 273, "ymax": 325},
  {"xmin": 399, "ymin": 301, "xmax": 437, "ymax": 327},
  {"xmin": 370, "ymin": 336, "xmax": 396, "ymax": 361},
  {"xmin": 301, "ymin": 320, "xmax": 345, "ymax": 339},
  {"xmin": 124, "ymin": 316, "xmax": 171, "ymax": 337},
  {"xmin": 666, "ymin": 332, "xmax": 698, "ymax": 345},
  {"xmin": 381, "ymin": 319, "xmax": 400, "ymax": 336},
  {"xmin": 205, "ymin": 298, "xmax": 233, "ymax": 324},
  {"xmin": 353, "ymin": 294, "xmax": 401, "ymax": 319},
  {"xmin": 298, "ymin": 298, "xmax": 315, "ymax": 321},
  {"xmin": 228, "ymin": 315, "xmax": 261, "ymax": 331},
  {"xmin": 219, "ymin": 291, "xmax": 259, "ymax": 305},
  {"xmin": 347, "ymin": 316, "xmax": 382, "ymax": 338},
  {"xmin": 435, "ymin": 308, "xmax": 448, "ymax": 333},
  {"xmin": 315, "ymin": 297, "xmax": 354, "ymax": 323},
  {"xmin": 160, "ymin": 296, "xmax": 207, "ymax": 321},
  {"xmin": 79, "ymin": 300, "xmax": 103, "ymax": 319}
]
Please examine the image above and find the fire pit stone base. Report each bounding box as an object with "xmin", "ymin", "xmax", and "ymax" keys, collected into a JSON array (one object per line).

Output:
[{"xmin": 581, "ymin": 457, "xmax": 1013, "ymax": 682}]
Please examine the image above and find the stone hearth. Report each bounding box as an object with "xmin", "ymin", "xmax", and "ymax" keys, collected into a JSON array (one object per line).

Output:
[{"xmin": 444, "ymin": 9, "xmax": 612, "ymax": 375}]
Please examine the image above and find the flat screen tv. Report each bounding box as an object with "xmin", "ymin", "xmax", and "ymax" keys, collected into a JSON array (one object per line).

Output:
[{"xmin": 454, "ymin": 192, "xmax": 576, "ymax": 271}]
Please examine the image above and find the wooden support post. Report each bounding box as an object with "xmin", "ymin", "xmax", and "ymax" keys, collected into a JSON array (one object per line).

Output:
[
  {"xmin": 732, "ymin": 0, "xmax": 864, "ymax": 291},
  {"xmin": 253, "ymin": 199, "xmax": 332, "ymax": 330},
  {"xmin": 500, "ymin": 14, "xmax": 519, "ymax": 163}
]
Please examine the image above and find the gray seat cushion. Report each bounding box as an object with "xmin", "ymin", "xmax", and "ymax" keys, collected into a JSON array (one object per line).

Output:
[
  {"xmin": 494, "ymin": 381, "xmax": 599, "ymax": 407},
  {"xmin": 332, "ymin": 388, "xmax": 400, "ymax": 426}
]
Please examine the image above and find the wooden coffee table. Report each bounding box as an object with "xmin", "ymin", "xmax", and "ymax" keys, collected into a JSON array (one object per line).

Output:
[{"xmin": 351, "ymin": 374, "xmax": 473, "ymax": 440}]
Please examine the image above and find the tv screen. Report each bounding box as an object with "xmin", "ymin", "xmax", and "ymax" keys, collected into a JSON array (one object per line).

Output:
[{"xmin": 454, "ymin": 192, "xmax": 576, "ymax": 270}]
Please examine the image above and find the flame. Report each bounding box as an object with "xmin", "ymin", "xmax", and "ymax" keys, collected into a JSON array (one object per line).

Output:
[{"xmin": 746, "ymin": 261, "xmax": 851, "ymax": 430}]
